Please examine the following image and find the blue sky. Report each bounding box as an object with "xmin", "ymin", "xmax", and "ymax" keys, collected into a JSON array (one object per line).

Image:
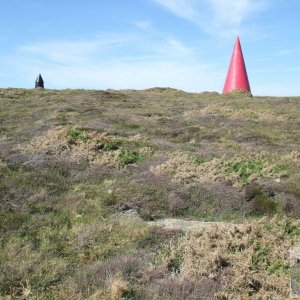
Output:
[{"xmin": 0, "ymin": 0, "xmax": 299, "ymax": 95}]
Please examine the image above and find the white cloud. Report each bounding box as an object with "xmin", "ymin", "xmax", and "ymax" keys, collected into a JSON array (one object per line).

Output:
[
  {"xmin": 154, "ymin": 0, "xmax": 198, "ymax": 21},
  {"xmin": 6, "ymin": 34, "xmax": 220, "ymax": 92},
  {"xmin": 17, "ymin": 34, "xmax": 195, "ymax": 65},
  {"xmin": 5, "ymin": 33, "xmax": 298, "ymax": 96},
  {"xmin": 208, "ymin": 0, "xmax": 268, "ymax": 27},
  {"xmin": 153, "ymin": 0, "xmax": 270, "ymax": 35},
  {"xmin": 19, "ymin": 35, "xmax": 135, "ymax": 64}
]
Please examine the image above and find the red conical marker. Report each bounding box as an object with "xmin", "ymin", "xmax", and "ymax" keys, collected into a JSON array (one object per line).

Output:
[{"xmin": 223, "ymin": 36, "xmax": 251, "ymax": 94}]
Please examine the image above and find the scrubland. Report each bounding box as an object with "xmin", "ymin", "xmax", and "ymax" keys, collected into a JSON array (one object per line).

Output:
[{"xmin": 0, "ymin": 88, "xmax": 299, "ymax": 299}]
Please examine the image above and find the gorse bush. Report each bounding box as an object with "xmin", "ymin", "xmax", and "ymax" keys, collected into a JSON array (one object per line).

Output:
[{"xmin": 21, "ymin": 126, "xmax": 151, "ymax": 168}]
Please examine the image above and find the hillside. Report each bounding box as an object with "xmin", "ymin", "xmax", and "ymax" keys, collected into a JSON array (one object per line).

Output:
[{"xmin": 0, "ymin": 88, "xmax": 299, "ymax": 299}]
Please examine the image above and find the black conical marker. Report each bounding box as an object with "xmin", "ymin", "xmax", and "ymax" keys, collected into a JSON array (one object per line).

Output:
[{"xmin": 35, "ymin": 74, "xmax": 44, "ymax": 88}]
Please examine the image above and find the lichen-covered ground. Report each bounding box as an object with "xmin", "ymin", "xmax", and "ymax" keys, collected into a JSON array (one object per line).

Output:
[{"xmin": 0, "ymin": 88, "xmax": 299, "ymax": 299}]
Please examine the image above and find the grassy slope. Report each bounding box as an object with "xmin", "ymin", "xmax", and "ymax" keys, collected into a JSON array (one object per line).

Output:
[{"xmin": 0, "ymin": 88, "xmax": 299, "ymax": 299}]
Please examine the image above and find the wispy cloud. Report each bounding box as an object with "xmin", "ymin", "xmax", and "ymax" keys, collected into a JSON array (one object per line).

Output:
[
  {"xmin": 5, "ymin": 33, "xmax": 220, "ymax": 91},
  {"xmin": 7, "ymin": 55, "xmax": 220, "ymax": 92},
  {"xmin": 154, "ymin": 0, "xmax": 198, "ymax": 21},
  {"xmin": 154, "ymin": 38, "xmax": 194, "ymax": 57},
  {"xmin": 153, "ymin": 0, "xmax": 270, "ymax": 36},
  {"xmin": 17, "ymin": 33, "xmax": 195, "ymax": 65},
  {"xmin": 208, "ymin": 0, "xmax": 269, "ymax": 27},
  {"xmin": 19, "ymin": 34, "xmax": 136, "ymax": 64}
]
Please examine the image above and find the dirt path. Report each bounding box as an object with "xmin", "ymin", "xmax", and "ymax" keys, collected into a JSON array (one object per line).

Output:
[
  {"xmin": 147, "ymin": 218, "xmax": 238, "ymax": 230},
  {"xmin": 119, "ymin": 209, "xmax": 241, "ymax": 231}
]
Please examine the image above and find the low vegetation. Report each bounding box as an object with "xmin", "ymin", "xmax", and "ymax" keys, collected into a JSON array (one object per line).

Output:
[
  {"xmin": 164, "ymin": 217, "xmax": 300, "ymax": 299},
  {"xmin": 0, "ymin": 87, "xmax": 299, "ymax": 299}
]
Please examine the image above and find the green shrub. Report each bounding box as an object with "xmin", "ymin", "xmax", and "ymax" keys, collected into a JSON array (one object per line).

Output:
[
  {"xmin": 102, "ymin": 194, "xmax": 118, "ymax": 206},
  {"xmin": 167, "ymin": 257, "xmax": 182, "ymax": 273},
  {"xmin": 252, "ymin": 242, "xmax": 270, "ymax": 269},
  {"xmin": 226, "ymin": 160, "xmax": 264, "ymax": 183},
  {"xmin": 119, "ymin": 150, "xmax": 142, "ymax": 165},
  {"xmin": 94, "ymin": 140, "xmax": 122, "ymax": 152},
  {"xmin": 194, "ymin": 157, "xmax": 210, "ymax": 164},
  {"xmin": 267, "ymin": 260, "xmax": 289, "ymax": 275},
  {"xmin": 253, "ymin": 193, "xmax": 279, "ymax": 215},
  {"xmin": 69, "ymin": 129, "xmax": 88, "ymax": 142},
  {"xmin": 279, "ymin": 220, "xmax": 300, "ymax": 237},
  {"xmin": 102, "ymin": 140, "xmax": 122, "ymax": 151}
]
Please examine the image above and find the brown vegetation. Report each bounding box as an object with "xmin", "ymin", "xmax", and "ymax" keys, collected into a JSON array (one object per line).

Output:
[{"xmin": 0, "ymin": 88, "xmax": 299, "ymax": 299}]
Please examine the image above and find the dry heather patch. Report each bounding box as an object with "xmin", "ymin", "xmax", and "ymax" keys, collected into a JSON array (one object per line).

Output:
[
  {"xmin": 184, "ymin": 104, "xmax": 286, "ymax": 122},
  {"xmin": 20, "ymin": 126, "xmax": 151, "ymax": 168},
  {"xmin": 151, "ymin": 151, "xmax": 296, "ymax": 187},
  {"xmin": 108, "ymin": 274, "xmax": 129, "ymax": 300},
  {"xmin": 164, "ymin": 217, "xmax": 300, "ymax": 299}
]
